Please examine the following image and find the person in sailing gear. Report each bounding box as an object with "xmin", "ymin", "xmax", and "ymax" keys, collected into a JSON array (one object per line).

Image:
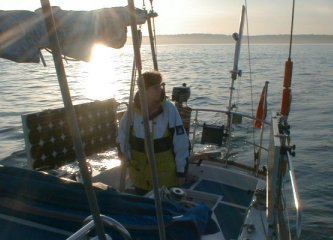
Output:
[{"xmin": 117, "ymin": 71, "xmax": 189, "ymax": 195}]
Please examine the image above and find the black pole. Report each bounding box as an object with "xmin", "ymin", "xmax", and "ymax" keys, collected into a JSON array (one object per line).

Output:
[
  {"xmin": 39, "ymin": 1, "xmax": 106, "ymax": 239},
  {"xmin": 127, "ymin": 1, "xmax": 166, "ymax": 239}
]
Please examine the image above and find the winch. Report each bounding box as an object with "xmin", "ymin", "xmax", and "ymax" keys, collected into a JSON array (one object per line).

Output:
[
  {"xmin": 171, "ymin": 83, "xmax": 192, "ymax": 134},
  {"xmin": 172, "ymin": 83, "xmax": 190, "ymax": 105}
]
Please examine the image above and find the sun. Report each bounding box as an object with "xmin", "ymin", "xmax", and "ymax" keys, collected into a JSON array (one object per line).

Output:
[{"xmin": 83, "ymin": 44, "xmax": 120, "ymax": 100}]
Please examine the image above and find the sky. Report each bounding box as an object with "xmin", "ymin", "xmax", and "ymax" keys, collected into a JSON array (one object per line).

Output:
[{"xmin": 0, "ymin": 0, "xmax": 332, "ymax": 35}]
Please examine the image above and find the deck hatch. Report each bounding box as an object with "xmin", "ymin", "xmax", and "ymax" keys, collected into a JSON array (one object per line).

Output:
[
  {"xmin": 193, "ymin": 179, "xmax": 253, "ymax": 207},
  {"xmin": 214, "ymin": 203, "xmax": 247, "ymax": 240}
]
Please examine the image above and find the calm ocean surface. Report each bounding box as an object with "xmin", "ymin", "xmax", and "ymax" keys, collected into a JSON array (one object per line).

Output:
[{"xmin": 0, "ymin": 43, "xmax": 332, "ymax": 239}]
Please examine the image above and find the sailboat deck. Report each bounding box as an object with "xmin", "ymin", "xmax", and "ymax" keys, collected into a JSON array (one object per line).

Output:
[{"xmin": 182, "ymin": 177, "xmax": 254, "ymax": 239}]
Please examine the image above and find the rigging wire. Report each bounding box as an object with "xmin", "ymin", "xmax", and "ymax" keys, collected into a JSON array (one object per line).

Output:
[
  {"xmin": 145, "ymin": 0, "xmax": 159, "ymax": 70},
  {"xmin": 281, "ymin": 0, "xmax": 295, "ymax": 118},
  {"xmin": 149, "ymin": 0, "xmax": 158, "ymax": 59},
  {"xmin": 119, "ymin": 29, "xmax": 142, "ymax": 191},
  {"xmin": 119, "ymin": 0, "xmax": 147, "ymax": 192},
  {"xmin": 288, "ymin": 0, "xmax": 296, "ymax": 59},
  {"xmin": 244, "ymin": 0, "xmax": 254, "ymax": 119},
  {"xmin": 243, "ymin": 0, "xmax": 258, "ymax": 164}
]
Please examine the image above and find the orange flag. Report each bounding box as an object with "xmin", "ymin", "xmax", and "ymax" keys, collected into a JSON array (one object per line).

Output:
[{"xmin": 254, "ymin": 83, "xmax": 268, "ymax": 128}]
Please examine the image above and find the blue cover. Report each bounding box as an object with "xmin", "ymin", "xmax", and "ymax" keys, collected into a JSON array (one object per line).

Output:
[
  {"xmin": 0, "ymin": 7, "xmax": 147, "ymax": 63},
  {"xmin": 0, "ymin": 166, "xmax": 217, "ymax": 239}
]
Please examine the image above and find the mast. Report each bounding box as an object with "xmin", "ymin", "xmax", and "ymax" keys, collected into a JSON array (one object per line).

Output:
[{"xmin": 225, "ymin": 5, "xmax": 246, "ymax": 159}]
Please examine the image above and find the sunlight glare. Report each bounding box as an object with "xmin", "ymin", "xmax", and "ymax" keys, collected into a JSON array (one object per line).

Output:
[{"xmin": 84, "ymin": 44, "xmax": 119, "ymax": 100}]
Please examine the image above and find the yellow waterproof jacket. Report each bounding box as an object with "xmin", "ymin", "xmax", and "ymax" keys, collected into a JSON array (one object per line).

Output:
[
  {"xmin": 117, "ymin": 99, "xmax": 189, "ymax": 191},
  {"xmin": 129, "ymin": 126, "xmax": 178, "ymax": 190}
]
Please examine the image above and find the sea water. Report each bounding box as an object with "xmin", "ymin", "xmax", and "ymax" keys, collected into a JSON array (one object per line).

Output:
[{"xmin": 0, "ymin": 43, "xmax": 332, "ymax": 239}]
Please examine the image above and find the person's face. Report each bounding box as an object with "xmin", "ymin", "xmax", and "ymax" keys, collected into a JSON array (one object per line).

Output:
[{"xmin": 146, "ymin": 84, "xmax": 162, "ymax": 104}]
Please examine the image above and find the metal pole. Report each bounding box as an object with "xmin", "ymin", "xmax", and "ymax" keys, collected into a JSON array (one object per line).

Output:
[
  {"xmin": 127, "ymin": 1, "xmax": 166, "ymax": 239},
  {"xmin": 119, "ymin": 58, "xmax": 137, "ymax": 192},
  {"xmin": 227, "ymin": 5, "xmax": 245, "ymax": 113},
  {"xmin": 147, "ymin": 12, "xmax": 158, "ymax": 70},
  {"xmin": 225, "ymin": 5, "xmax": 246, "ymax": 160},
  {"xmin": 39, "ymin": 1, "xmax": 106, "ymax": 239},
  {"xmin": 119, "ymin": 30, "xmax": 142, "ymax": 192}
]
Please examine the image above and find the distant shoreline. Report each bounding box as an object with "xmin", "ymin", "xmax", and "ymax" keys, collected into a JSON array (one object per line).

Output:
[{"xmin": 127, "ymin": 34, "xmax": 333, "ymax": 45}]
